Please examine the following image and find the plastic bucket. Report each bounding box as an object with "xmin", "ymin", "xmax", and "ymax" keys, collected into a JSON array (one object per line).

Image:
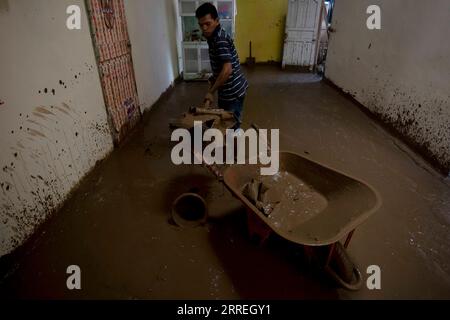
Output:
[{"xmin": 171, "ymin": 193, "xmax": 208, "ymax": 227}]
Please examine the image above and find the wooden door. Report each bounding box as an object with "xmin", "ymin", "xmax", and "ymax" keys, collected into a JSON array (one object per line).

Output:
[
  {"xmin": 282, "ymin": 0, "xmax": 322, "ymax": 69},
  {"xmin": 86, "ymin": 0, "xmax": 141, "ymax": 144}
]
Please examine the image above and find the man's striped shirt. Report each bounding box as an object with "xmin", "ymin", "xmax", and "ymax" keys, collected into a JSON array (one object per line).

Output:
[{"xmin": 207, "ymin": 25, "xmax": 248, "ymax": 101}]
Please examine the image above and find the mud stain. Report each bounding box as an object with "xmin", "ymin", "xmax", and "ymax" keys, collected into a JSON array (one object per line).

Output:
[
  {"xmin": 32, "ymin": 112, "xmax": 47, "ymax": 120},
  {"xmin": 26, "ymin": 119, "xmax": 50, "ymax": 131},
  {"xmin": 53, "ymin": 106, "xmax": 70, "ymax": 115},
  {"xmin": 28, "ymin": 129, "xmax": 46, "ymax": 138},
  {"xmin": 34, "ymin": 106, "xmax": 55, "ymax": 116},
  {"xmin": 1, "ymin": 66, "xmax": 449, "ymax": 301},
  {"xmin": 0, "ymin": 0, "xmax": 10, "ymax": 13}
]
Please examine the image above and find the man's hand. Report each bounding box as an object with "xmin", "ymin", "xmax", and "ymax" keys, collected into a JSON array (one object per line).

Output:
[
  {"xmin": 208, "ymin": 76, "xmax": 216, "ymax": 88},
  {"xmin": 204, "ymin": 62, "xmax": 232, "ymax": 108},
  {"xmin": 203, "ymin": 92, "xmax": 214, "ymax": 108}
]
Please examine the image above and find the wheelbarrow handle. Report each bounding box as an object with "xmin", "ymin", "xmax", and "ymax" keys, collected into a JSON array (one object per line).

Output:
[
  {"xmin": 251, "ymin": 123, "xmax": 272, "ymax": 152},
  {"xmin": 192, "ymin": 149, "xmax": 224, "ymax": 180}
]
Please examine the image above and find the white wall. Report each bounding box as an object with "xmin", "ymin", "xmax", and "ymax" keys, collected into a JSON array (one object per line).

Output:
[
  {"xmin": 0, "ymin": 0, "xmax": 182, "ymax": 257},
  {"xmin": 0, "ymin": 0, "xmax": 114, "ymax": 257},
  {"xmin": 124, "ymin": 0, "xmax": 180, "ymax": 111},
  {"xmin": 325, "ymin": 0, "xmax": 450, "ymax": 172}
]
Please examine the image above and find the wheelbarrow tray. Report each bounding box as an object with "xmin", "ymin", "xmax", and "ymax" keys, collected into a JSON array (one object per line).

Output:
[{"xmin": 223, "ymin": 151, "xmax": 381, "ymax": 246}]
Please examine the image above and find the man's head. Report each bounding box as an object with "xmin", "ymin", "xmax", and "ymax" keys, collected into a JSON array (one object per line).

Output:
[{"xmin": 196, "ymin": 3, "xmax": 220, "ymax": 39}]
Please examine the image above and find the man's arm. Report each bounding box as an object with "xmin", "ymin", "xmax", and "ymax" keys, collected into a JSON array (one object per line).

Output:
[
  {"xmin": 209, "ymin": 62, "xmax": 232, "ymax": 94},
  {"xmin": 204, "ymin": 62, "xmax": 232, "ymax": 107}
]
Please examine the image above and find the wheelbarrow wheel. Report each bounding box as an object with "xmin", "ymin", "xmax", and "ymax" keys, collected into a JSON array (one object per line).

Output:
[
  {"xmin": 325, "ymin": 264, "xmax": 362, "ymax": 291},
  {"xmin": 325, "ymin": 242, "xmax": 363, "ymax": 291}
]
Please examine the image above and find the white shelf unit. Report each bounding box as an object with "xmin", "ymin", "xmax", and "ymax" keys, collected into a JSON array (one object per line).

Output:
[{"xmin": 179, "ymin": 0, "xmax": 236, "ymax": 80}]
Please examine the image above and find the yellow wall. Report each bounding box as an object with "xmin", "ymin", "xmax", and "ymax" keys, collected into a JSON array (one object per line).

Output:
[{"xmin": 235, "ymin": 0, "xmax": 288, "ymax": 63}]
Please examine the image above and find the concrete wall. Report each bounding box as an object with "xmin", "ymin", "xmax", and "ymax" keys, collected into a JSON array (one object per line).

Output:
[
  {"xmin": 235, "ymin": 0, "xmax": 288, "ymax": 63},
  {"xmin": 124, "ymin": 0, "xmax": 180, "ymax": 111},
  {"xmin": 0, "ymin": 0, "xmax": 181, "ymax": 257},
  {"xmin": 0, "ymin": 0, "xmax": 114, "ymax": 257},
  {"xmin": 325, "ymin": 0, "xmax": 450, "ymax": 173}
]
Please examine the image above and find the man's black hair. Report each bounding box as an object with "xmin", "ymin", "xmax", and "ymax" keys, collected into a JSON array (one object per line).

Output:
[{"xmin": 196, "ymin": 2, "xmax": 218, "ymax": 20}]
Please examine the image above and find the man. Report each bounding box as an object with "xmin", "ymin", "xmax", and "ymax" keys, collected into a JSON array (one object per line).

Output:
[{"xmin": 196, "ymin": 2, "xmax": 248, "ymax": 129}]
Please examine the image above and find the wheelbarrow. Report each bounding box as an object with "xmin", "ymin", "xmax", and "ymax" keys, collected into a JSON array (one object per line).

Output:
[
  {"xmin": 221, "ymin": 151, "xmax": 381, "ymax": 290},
  {"xmin": 169, "ymin": 111, "xmax": 381, "ymax": 290}
]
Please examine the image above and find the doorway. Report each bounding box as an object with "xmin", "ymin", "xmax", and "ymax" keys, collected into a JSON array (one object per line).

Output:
[{"xmin": 316, "ymin": 0, "xmax": 334, "ymax": 75}]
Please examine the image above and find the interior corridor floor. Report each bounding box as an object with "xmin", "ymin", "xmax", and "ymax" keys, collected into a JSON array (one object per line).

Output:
[{"xmin": 1, "ymin": 65, "xmax": 449, "ymax": 299}]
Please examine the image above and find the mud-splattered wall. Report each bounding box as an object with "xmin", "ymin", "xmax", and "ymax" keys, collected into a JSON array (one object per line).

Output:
[
  {"xmin": 235, "ymin": 0, "xmax": 288, "ymax": 63},
  {"xmin": 0, "ymin": 0, "xmax": 114, "ymax": 257},
  {"xmin": 325, "ymin": 0, "xmax": 450, "ymax": 173},
  {"xmin": 124, "ymin": 0, "xmax": 180, "ymax": 111}
]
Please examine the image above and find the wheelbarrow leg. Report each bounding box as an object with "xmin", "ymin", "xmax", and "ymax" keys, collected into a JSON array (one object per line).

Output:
[
  {"xmin": 325, "ymin": 243, "xmax": 336, "ymax": 268},
  {"xmin": 322, "ymin": 238, "xmax": 363, "ymax": 291},
  {"xmin": 344, "ymin": 230, "xmax": 355, "ymax": 249}
]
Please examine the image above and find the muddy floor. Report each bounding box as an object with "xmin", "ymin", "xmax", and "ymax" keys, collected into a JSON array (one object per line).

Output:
[{"xmin": 0, "ymin": 66, "xmax": 449, "ymax": 299}]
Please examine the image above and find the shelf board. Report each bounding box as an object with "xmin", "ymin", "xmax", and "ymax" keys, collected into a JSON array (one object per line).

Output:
[{"xmin": 182, "ymin": 41, "xmax": 209, "ymax": 45}]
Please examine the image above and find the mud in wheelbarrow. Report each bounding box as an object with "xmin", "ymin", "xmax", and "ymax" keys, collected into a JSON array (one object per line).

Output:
[{"xmin": 222, "ymin": 151, "xmax": 382, "ymax": 290}]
